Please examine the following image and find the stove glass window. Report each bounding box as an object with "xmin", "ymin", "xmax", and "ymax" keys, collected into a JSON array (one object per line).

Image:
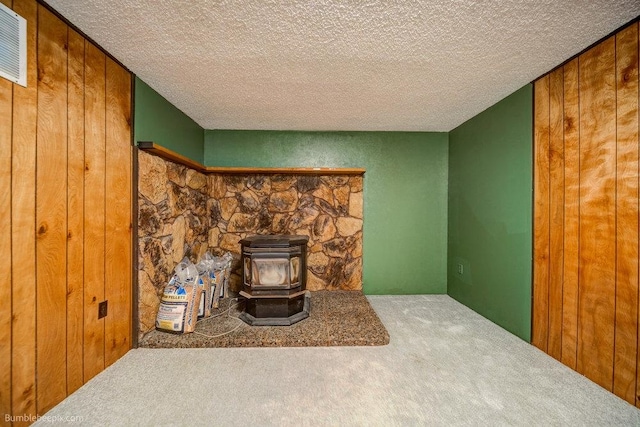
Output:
[
  {"xmin": 243, "ymin": 257, "xmax": 252, "ymax": 285},
  {"xmin": 252, "ymin": 258, "xmax": 290, "ymax": 287},
  {"xmin": 290, "ymin": 257, "xmax": 300, "ymax": 285}
]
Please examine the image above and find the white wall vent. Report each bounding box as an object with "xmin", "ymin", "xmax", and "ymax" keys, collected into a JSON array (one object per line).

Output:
[{"xmin": 0, "ymin": 2, "xmax": 27, "ymax": 87}]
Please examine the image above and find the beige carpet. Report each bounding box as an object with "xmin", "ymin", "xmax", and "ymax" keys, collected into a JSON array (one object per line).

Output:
[
  {"xmin": 38, "ymin": 295, "xmax": 640, "ymax": 426},
  {"xmin": 139, "ymin": 290, "xmax": 390, "ymax": 348}
]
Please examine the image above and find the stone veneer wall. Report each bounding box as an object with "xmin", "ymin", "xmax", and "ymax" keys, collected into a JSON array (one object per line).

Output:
[
  {"xmin": 137, "ymin": 151, "xmax": 210, "ymax": 337},
  {"xmin": 207, "ymin": 174, "xmax": 363, "ymax": 293},
  {"xmin": 137, "ymin": 150, "xmax": 364, "ymax": 338}
]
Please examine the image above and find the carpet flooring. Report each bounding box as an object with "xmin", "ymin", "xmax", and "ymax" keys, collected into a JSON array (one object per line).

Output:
[
  {"xmin": 37, "ymin": 295, "xmax": 640, "ymax": 426},
  {"xmin": 139, "ymin": 290, "xmax": 390, "ymax": 348}
]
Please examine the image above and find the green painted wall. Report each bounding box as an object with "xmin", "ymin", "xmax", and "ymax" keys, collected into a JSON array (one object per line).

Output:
[
  {"xmin": 205, "ymin": 130, "xmax": 449, "ymax": 295},
  {"xmin": 134, "ymin": 77, "xmax": 204, "ymax": 163},
  {"xmin": 447, "ymin": 84, "xmax": 533, "ymax": 341}
]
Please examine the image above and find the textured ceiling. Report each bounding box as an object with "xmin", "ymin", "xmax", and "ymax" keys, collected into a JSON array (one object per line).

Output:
[{"xmin": 46, "ymin": 0, "xmax": 640, "ymax": 132}]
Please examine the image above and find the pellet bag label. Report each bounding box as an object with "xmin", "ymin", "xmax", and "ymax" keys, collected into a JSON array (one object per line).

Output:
[{"xmin": 155, "ymin": 278, "xmax": 200, "ymax": 333}]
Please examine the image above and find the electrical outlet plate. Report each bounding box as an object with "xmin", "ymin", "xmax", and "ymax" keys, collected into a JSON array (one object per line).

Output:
[
  {"xmin": 454, "ymin": 257, "xmax": 472, "ymax": 285},
  {"xmin": 98, "ymin": 300, "xmax": 108, "ymax": 319}
]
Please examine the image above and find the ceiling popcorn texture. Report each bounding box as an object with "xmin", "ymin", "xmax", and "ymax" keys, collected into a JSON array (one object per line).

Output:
[{"xmin": 46, "ymin": 1, "xmax": 640, "ymax": 132}]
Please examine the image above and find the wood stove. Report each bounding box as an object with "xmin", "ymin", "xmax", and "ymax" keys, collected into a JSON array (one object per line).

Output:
[{"xmin": 239, "ymin": 235, "xmax": 310, "ymax": 326}]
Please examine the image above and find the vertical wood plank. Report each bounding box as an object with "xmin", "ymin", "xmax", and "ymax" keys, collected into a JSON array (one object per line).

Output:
[
  {"xmin": 577, "ymin": 36, "xmax": 617, "ymax": 391},
  {"xmin": 67, "ymin": 28, "xmax": 85, "ymax": 395},
  {"xmin": 104, "ymin": 58, "xmax": 132, "ymax": 367},
  {"xmin": 548, "ymin": 68, "xmax": 565, "ymax": 361},
  {"xmin": 0, "ymin": 0, "xmax": 13, "ymax": 420},
  {"xmin": 533, "ymin": 75, "xmax": 551, "ymax": 350},
  {"xmin": 11, "ymin": 0, "xmax": 37, "ymax": 420},
  {"xmin": 84, "ymin": 41, "xmax": 106, "ymax": 382},
  {"xmin": 35, "ymin": 5, "xmax": 68, "ymax": 414},
  {"xmin": 614, "ymin": 23, "xmax": 639, "ymax": 405},
  {"xmin": 637, "ymin": 23, "xmax": 640, "ymax": 404},
  {"xmin": 562, "ymin": 58, "xmax": 581, "ymax": 370}
]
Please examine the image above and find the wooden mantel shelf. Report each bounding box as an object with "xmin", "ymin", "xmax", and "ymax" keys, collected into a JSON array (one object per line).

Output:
[{"xmin": 137, "ymin": 141, "xmax": 365, "ymax": 175}]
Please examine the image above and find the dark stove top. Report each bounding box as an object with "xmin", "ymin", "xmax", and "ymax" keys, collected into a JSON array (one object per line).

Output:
[{"xmin": 240, "ymin": 234, "xmax": 309, "ymax": 248}]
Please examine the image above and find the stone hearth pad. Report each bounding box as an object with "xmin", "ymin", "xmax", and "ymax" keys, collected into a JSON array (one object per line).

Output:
[{"xmin": 138, "ymin": 291, "xmax": 389, "ymax": 348}]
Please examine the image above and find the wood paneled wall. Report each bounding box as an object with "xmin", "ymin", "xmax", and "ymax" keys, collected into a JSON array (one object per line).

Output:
[
  {"xmin": 533, "ymin": 22, "xmax": 640, "ymax": 405},
  {"xmin": 0, "ymin": 0, "xmax": 133, "ymax": 423}
]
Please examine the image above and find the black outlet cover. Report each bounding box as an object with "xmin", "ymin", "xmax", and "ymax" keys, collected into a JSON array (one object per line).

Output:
[{"xmin": 98, "ymin": 300, "xmax": 108, "ymax": 319}]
